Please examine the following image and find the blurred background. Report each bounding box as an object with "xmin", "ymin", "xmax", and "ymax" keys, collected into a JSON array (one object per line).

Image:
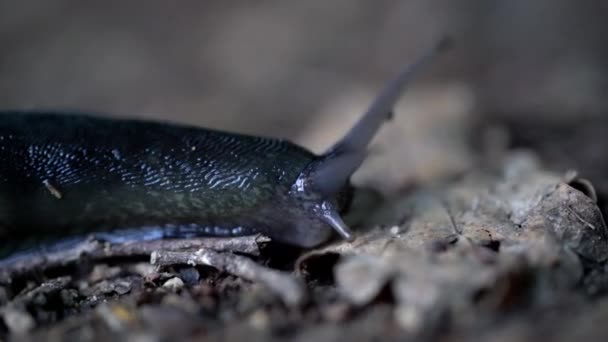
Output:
[{"xmin": 0, "ymin": 0, "xmax": 606, "ymax": 195}]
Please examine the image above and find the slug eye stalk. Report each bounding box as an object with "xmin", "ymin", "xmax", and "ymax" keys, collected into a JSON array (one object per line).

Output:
[{"xmin": 310, "ymin": 37, "xmax": 451, "ymax": 198}]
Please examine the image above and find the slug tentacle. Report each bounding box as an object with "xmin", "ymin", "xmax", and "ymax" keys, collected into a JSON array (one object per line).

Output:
[
  {"xmin": 311, "ymin": 38, "xmax": 449, "ymax": 197},
  {"xmin": 290, "ymin": 38, "xmax": 449, "ymax": 243},
  {"xmin": 317, "ymin": 200, "xmax": 354, "ymax": 241}
]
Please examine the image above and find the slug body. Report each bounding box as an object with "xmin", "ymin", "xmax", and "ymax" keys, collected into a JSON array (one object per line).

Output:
[
  {"xmin": 0, "ymin": 40, "xmax": 446, "ymax": 262},
  {"xmin": 0, "ymin": 113, "xmax": 329, "ymax": 254}
]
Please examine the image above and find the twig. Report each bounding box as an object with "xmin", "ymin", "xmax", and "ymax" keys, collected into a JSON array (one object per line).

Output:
[
  {"xmin": 151, "ymin": 248, "xmax": 306, "ymax": 306},
  {"xmin": 0, "ymin": 236, "xmax": 267, "ymax": 283}
]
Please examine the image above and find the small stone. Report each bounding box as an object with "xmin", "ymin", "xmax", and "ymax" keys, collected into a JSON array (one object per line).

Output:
[
  {"xmin": 394, "ymin": 306, "xmax": 422, "ymax": 332},
  {"xmin": 179, "ymin": 267, "xmax": 200, "ymax": 286},
  {"xmin": 113, "ymin": 280, "xmax": 133, "ymax": 295},
  {"xmin": 87, "ymin": 279, "xmax": 132, "ymax": 296},
  {"xmin": 131, "ymin": 263, "xmax": 157, "ymax": 277},
  {"xmin": 1, "ymin": 308, "xmax": 35, "ymax": 334},
  {"xmin": 60, "ymin": 289, "xmax": 78, "ymax": 306},
  {"xmin": 89, "ymin": 264, "xmax": 122, "ymax": 283},
  {"xmin": 335, "ymin": 255, "xmax": 394, "ymax": 305},
  {"xmin": 162, "ymin": 277, "xmax": 185, "ymax": 292},
  {"xmin": 248, "ymin": 309, "xmax": 269, "ymax": 330}
]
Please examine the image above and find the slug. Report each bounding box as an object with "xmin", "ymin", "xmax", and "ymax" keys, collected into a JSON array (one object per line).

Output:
[{"xmin": 0, "ymin": 40, "xmax": 446, "ymax": 263}]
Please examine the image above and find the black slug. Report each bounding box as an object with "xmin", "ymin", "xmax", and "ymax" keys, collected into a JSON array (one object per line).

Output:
[{"xmin": 0, "ymin": 40, "xmax": 446, "ymax": 263}]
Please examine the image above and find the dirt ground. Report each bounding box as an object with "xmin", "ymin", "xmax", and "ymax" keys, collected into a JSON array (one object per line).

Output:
[{"xmin": 1, "ymin": 1, "xmax": 608, "ymax": 341}]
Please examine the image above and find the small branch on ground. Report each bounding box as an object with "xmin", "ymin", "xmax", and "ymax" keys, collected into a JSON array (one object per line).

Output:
[{"xmin": 0, "ymin": 235, "xmax": 268, "ymax": 284}]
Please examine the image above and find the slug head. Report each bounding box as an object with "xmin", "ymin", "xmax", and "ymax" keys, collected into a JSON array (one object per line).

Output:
[{"xmin": 278, "ymin": 38, "xmax": 449, "ymax": 247}]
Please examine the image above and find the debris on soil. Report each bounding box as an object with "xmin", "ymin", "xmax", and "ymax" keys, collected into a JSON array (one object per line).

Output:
[
  {"xmin": 0, "ymin": 235, "xmax": 269, "ymax": 283},
  {"xmin": 151, "ymin": 248, "xmax": 305, "ymax": 306},
  {"xmin": 1, "ymin": 152, "xmax": 608, "ymax": 341},
  {"xmin": 162, "ymin": 277, "xmax": 185, "ymax": 292}
]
